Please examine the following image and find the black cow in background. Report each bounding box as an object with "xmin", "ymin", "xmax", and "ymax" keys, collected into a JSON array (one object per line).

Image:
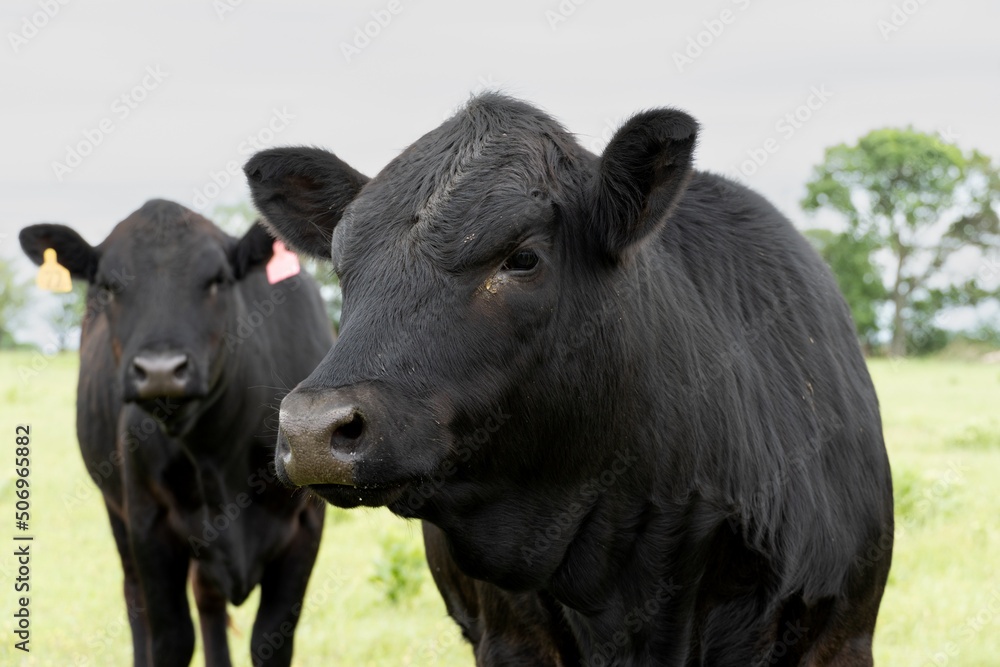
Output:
[
  {"xmin": 245, "ymin": 94, "xmax": 894, "ymax": 666},
  {"xmin": 20, "ymin": 200, "xmax": 333, "ymax": 667}
]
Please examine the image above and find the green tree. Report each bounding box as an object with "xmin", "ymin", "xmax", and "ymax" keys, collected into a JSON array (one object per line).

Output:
[
  {"xmin": 802, "ymin": 129, "xmax": 1000, "ymax": 356},
  {"xmin": 803, "ymin": 229, "xmax": 887, "ymax": 351},
  {"xmin": 902, "ymin": 278, "xmax": 1000, "ymax": 355},
  {"xmin": 211, "ymin": 200, "xmax": 257, "ymax": 236},
  {"xmin": 49, "ymin": 282, "xmax": 87, "ymax": 351},
  {"xmin": 0, "ymin": 256, "xmax": 30, "ymax": 348}
]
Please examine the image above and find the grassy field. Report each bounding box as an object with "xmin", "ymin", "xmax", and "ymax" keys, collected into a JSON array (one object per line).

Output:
[{"xmin": 1, "ymin": 350, "xmax": 998, "ymax": 665}]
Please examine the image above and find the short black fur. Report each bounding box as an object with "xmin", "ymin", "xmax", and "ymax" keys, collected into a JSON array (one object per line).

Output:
[
  {"xmin": 20, "ymin": 201, "xmax": 334, "ymax": 667},
  {"xmin": 246, "ymin": 94, "xmax": 893, "ymax": 667}
]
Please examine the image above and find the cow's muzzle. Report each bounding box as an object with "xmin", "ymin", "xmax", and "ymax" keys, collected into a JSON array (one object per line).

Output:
[
  {"xmin": 125, "ymin": 351, "xmax": 192, "ymax": 400},
  {"xmin": 276, "ymin": 391, "xmax": 364, "ymax": 487}
]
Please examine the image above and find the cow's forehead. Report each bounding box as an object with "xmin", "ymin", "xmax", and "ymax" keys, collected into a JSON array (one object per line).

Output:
[
  {"xmin": 102, "ymin": 199, "xmax": 227, "ymax": 263},
  {"xmin": 351, "ymin": 96, "xmax": 579, "ymax": 234}
]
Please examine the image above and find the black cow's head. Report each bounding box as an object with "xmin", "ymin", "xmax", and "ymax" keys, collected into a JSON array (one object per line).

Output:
[
  {"xmin": 246, "ymin": 94, "xmax": 696, "ymax": 525},
  {"xmin": 20, "ymin": 200, "xmax": 275, "ymax": 437}
]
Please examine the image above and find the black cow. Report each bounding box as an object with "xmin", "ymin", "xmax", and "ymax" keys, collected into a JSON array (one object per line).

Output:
[
  {"xmin": 245, "ymin": 94, "xmax": 894, "ymax": 666},
  {"xmin": 423, "ymin": 522, "xmax": 580, "ymax": 665},
  {"xmin": 20, "ymin": 200, "xmax": 334, "ymax": 667}
]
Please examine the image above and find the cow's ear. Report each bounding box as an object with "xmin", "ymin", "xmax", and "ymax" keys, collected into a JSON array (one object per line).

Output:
[
  {"xmin": 19, "ymin": 223, "xmax": 99, "ymax": 282},
  {"xmin": 591, "ymin": 109, "xmax": 698, "ymax": 256},
  {"xmin": 244, "ymin": 147, "xmax": 369, "ymax": 259},
  {"xmin": 229, "ymin": 221, "xmax": 276, "ymax": 280}
]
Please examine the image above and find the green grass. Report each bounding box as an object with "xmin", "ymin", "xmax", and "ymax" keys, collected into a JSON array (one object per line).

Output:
[
  {"xmin": 868, "ymin": 358, "xmax": 1000, "ymax": 665},
  {"xmin": 0, "ymin": 350, "xmax": 468, "ymax": 666},
  {"xmin": 1, "ymin": 351, "xmax": 998, "ymax": 664}
]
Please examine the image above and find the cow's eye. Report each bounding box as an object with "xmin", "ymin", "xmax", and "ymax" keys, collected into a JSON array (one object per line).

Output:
[
  {"xmin": 206, "ymin": 272, "xmax": 226, "ymax": 294},
  {"xmin": 502, "ymin": 249, "xmax": 539, "ymax": 273}
]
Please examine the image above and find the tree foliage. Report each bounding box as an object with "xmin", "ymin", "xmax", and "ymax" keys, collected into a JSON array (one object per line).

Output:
[
  {"xmin": 0, "ymin": 256, "xmax": 30, "ymax": 348},
  {"xmin": 802, "ymin": 128, "xmax": 1000, "ymax": 356},
  {"xmin": 49, "ymin": 281, "xmax": 87, "ymax": 351}
]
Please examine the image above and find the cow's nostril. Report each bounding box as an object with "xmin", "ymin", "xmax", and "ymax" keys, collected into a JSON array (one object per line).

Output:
[
  {"xmin": 276, "ymin": 429, "xmax": 292, "ymax": 461},
  {"xmin": 330, "ymin": 413, "xmax": 365, "ymax": 451},
  {"xmin": 131, "ymin": 353, "xmax": 190, "ymax": 399},
  {"xmin": 278, "ymin": 398, "xmax": 362, "ymax": 487}
]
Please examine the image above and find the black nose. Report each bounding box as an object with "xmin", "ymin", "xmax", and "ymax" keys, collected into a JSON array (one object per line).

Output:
[
  {"xmin": 277, "ymin": 392, "xmax": 365, "ymax": 487},
  {"xmin": 131, "ymin": 352, "xmax": 189, "ymax": 399}
]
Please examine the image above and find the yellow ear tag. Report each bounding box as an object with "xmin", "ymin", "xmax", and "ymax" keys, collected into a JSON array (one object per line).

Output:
[{"xmin": 36, "ymin": 248, "xmax": 73, "ymax": 293}]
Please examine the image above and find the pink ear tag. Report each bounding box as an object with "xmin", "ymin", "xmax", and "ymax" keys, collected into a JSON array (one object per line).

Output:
[{"xmin": 266, "ymin": 240, "xmax": 301, "ymax": 284}]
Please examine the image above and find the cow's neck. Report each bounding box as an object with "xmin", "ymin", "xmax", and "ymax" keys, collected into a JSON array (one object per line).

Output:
[
  {"xmin": 182, "ymin": 332, "xmax": 267, "ymax": 460},
  {"xmin": 427, "ymin": 470, "xmax": 714, "ymax": 661},
  {"xmin": 171, "ymin": 360, "xmax": 276, "ymax": 602},
  {"xmin": 419, "ymin": 285, "xmax": 725, "ymax": 660},
  {"xmin": 169, "ymin": 288, "xmax": 288, "ymax": 508}
]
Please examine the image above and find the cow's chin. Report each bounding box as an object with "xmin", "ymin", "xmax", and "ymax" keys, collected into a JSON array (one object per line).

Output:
[
  {"xmin": 133, "ymin": 396, "xmax": 205, "ymax": 439},
  {"xmin": 306, "ymin": 483, "xmax": 408, "ymax": 509}
]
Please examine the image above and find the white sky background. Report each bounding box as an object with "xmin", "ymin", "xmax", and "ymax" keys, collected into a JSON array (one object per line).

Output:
[{"xmin": 1, "ymin": 0, "xmax": 998, "ymax": 345}]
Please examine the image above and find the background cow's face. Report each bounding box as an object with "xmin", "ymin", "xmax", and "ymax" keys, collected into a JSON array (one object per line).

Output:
[
  {"xmin": 246, "ymin": 95, "xmax": 696, "ymax": 512},
  {"xmin": 20, "ymin": 200, "xmax": 275, "ymax": 436}
]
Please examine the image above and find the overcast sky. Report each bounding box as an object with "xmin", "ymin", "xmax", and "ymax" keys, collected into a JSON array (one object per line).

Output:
[{"xmin": 2, "ymin": 0, "xmax": 998, "ymax": 344}]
